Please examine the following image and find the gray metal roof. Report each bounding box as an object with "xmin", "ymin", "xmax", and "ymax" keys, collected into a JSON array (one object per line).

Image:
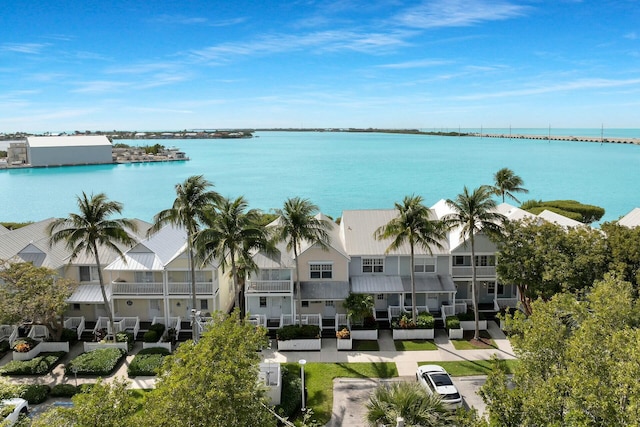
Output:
[
  {"xmin": 67, "ymin": 284, "xmax": 109, "ymax": 303},
  {"xmin": 340, "ymin": 209, "xmax": 449, "ymax": 256},
  {"xmin": 299, "ymin": 281, "xmax": 350, "ymax": 300},
  {"xmin": 0, "ymin": 224, "xmax": 8, "ymax": 235},
  {"xmin": 538, "ymin": 210, "xmax": 583, "ymax": 228},
  {"xmin": 401, "ymin": 274, "xmax": 456, "ymax": 293},
  {"xmin": 0, "ymin": 219, "xmax": 69, "ymax": 268},
  {"xmin": 351, "ymin": 275, "xmax": 404, "ymax": 293},
  {"xmin": 619, "ymin": 207, "xmax": 640, "ymax": 228}
]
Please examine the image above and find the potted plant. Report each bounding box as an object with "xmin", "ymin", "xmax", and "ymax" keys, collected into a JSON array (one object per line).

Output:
[
  {"xmin": 276, "ymin": 325, "xmax": 321, "ymax": 351},
  {"xmin": 336, "ymin": 327, "xmax": 352, "ymax": 350},
  {"xmin": 446, "ymin": 316, "xmax": 463, "ymax": 339},
  {"xmin": 391, "ymin": 312, "xmax": 435, "ymax": 340},
  {"xmin": 344, "ymin": 293, "xmax": 378, "ymax": 340}
]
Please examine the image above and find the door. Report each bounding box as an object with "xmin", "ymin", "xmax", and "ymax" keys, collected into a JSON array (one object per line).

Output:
[
  {"xmin": 149, "ymin": 299, "xmax": 162, "ymax": 321},
  {"xmin": 323, "ymin": 300, "xmax": 336, "ymax": 317}
]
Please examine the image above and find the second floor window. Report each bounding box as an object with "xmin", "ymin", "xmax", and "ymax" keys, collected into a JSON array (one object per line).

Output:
[
  {"xmin": 79, "ymin": 266, "xmax": 98, "ymax": 282},
  {"xmin": 310, "ymin": 263, "xmax": 332, "ymax": 279},
  {"xmin": 475, "ymin": 255, "xmax": 496, "ymax": 266},
  {"xmin": 362, "ymin": 258, "xmax": 384, "ymax": 273},
  {"xmin": 414, "ymin": 257, "xmax": 436, "ymax": 273}
]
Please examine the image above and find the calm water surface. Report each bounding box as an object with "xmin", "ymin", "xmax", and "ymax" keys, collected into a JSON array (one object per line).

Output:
[{"xmin": 2, "ymin": 131, "xmax": 639, "ymax": 223}]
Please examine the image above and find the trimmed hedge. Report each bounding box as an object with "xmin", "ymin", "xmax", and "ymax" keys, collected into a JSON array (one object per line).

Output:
[
  {"xmin": 66, "ymin": 348, "xmax": 126, "ymax": 376},
  {"xmin": 143, "ymin": 330, "xmax": 159, "ymax": 343},
  {"xmin": 391, "ymin": 312, "xmax": 435, "ymax": 329},
  {"xmin": 446, "ymin": 316, "xmax": 461, "ymax": 330},
  {"xmin": 50, "ymin": 384, "xmax": 79, "ymax": 397},
  {"xmin": 20, "ymin": 384, "xmax": 51, "ymax": 404},
  {"xmin": 457, "ymin": 311, "xmax": 475, "ymax": 321},
  {"xmin": 522, "ymin": 199, "xmax": 604, "ymax": 223},
  {"xmin": 0, "ymin": 352, "xmax": 66, "ymax": 375},
  {"xmin": 148, "ymin": 323, "xmax": 166, "ymax": 336},
  {"xmin": 128, "ymin": 348, "xmax": 171, "ymax": 377},
  {"xmin": 59, "ymin": 328, "xmax": 79, "ymax": 344},
  {"xmin": 275, "ymin": 367, "xmax": 301, "ymax": 419},
  {"xmin": 276, "ymin": 325, "xmax": 320, "ymax": 341}
]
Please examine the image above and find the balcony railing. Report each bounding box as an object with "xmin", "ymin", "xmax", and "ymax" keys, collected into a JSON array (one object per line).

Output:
[
  {"xmin": 245, "ymin": 280, "xmax": 292, "ymax": 293},
  {"xmin": 494, "ymin": 297, "xmax": 519, "ymax": 310},
  {"xmin": 112, "ymin": 282, "xmax": 163, "ymax": 295},
  {"xmin": 451, "ymin": 266, "xmax": 496, "ymax": 277},
  {"xmin": 168, "ymin": 282, "xmax": 214, "ymax": 295}
]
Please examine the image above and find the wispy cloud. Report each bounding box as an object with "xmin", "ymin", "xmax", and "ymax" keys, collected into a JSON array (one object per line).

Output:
[
  {"xmin": 624, "ymin": 32, "xmax": 637, "ymax": 40},
  {"xmin": 150, "ymin": 14, "xmax": 246, "ymax": 27},
  {"xmin": 395, "ymin": 0, "xmax": 529, "ymax": 29},
  {"xmin": 1, "ymin": 42, "xmax": 50, "ymax": 54},
  {"xmin": 71, "ymin": 80, "xmax": 130, "ymax": 94},
  {"xmin": 455, "ymin": 77, "xmax": 640, "ymax": 100},
  {"xmin": 189, "ymin": 29, "xmax": 414, "ymax": 62},
  {"xmin": 377, "ymin": 59, "xmax": 452, "ymax": 69}
]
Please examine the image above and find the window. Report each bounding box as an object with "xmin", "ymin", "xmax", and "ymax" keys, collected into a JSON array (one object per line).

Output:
[
  {"xmin": 259, "ymin": 297, "xmax": 267, "ymax": 308},
  {"xmin": 186, "ymin": 271, "xmax": 207, "ymax": 283},
  {"xmin": 200, "ymin": 299, "xmax": 209, "ymax": 310},
  {"xmin": 79, "ymin": 266, "xmax": 98, "ymax": 282},
  {"xmin": 309, "ymin": 263, "xmax": 332, "ymax": 279},
  {"xmin": 487, "ymin": 282, "xmax": 496, "ymax": 293},
  {"xmin": 362, "ymin": 258, "xmax": 384, "ymax": 273},
  {"xmin": 498, "ymin": 284, "xmax": 505, "ymax": 295},
  {"xmin": 73, "ymin": 303, "xmax": 81, "ymax": 311},
  {"xmin": 135, "ymin": 271, "xmax": 154, "ymax": 283},
  {"xmin": 453, "ymin": 256, "xmax": 468, "ymax": 266},
  {"xmin": 414, "ymin": 257, "xmax": 436, "ymax": 273},
  {"xmin": 302, "ymin": 300, "xmax": 309, "ymax": 308},
  {"xmin": 475, "ymin": 255, "xmax": 495, "ymax": 266},
  {"xmin": 259, "ymin": 269, "xmax": 291, "ymax": 281},
  {"xmin": 377, "ymin": 294, "xmax": 385, "ymax": 300},
  {"xmin": 325, "ymin": 300, "xmax": 334, "ymax": 307}
]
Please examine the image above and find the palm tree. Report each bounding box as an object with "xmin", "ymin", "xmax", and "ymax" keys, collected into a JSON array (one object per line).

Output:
[
  {"xmin": 148, "ymin": 175, "xmax": 221, "ymax": 342},
  {"xmin": 365, "ymin": 381, "xmax": 455, "ymax": 427},
  {"xmin": 49, "ymin": 192, "xmax": 137, "ymax": 341},
  {"xmin": 374, "ymin": 195, "xmax": 446, "ymax": 324},
  {"xmin": 195, "ymin": 196, "xmax": 274, "ymax": 317},
  {"xmin": 273, "ymin": 197, "xmax": 331, "ymax": 327},
  {"xmin": 492, "ymin": 167, "xmax": 528, "ymax": 203},
  {"xmin": 443, "ymin": 185, "xmax": 505, "ymax": 341}
]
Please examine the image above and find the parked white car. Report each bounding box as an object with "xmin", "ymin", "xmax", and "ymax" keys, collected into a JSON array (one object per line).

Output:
[
  {"xmin": 1, "ymin": 398, "xmax": 29, "ymax": 426},
  {"xmin": 416, "ymin": 365, "xmax": 463, "ymax": 409}
]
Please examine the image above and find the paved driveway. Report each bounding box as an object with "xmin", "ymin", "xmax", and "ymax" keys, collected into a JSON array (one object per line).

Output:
[{"xmin": 325, "ymin": 376, "xmax": 487, "ymax": 427}]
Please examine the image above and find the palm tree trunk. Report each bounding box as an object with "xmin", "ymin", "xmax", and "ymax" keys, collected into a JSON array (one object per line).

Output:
[
  {"xmin": 410, "ymin": 243, "xmax": 417, "ymax": 324},
  {"xmin": 93, "ymin": 243, "xmax": 116, "ymax": 342},
  {"xmin": 470, "ymin": 232, "xmax": 480, "ymax": 341},
  {"xmin": 294, "ymin": 245, "xmax": 302, "ymax": 327},
  {"xmin": 230, "ymin": 255, "xmax": 240, "ymax": 316},
  {"xmin": 187, "ymin": 236, "xmax": 199, "ymax": 342}
]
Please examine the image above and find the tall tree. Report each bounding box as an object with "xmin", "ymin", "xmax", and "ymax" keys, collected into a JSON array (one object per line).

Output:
[
  {"xmin": 196, "ymin": 195, "xmax": 274, "ymax": 316},
  {"xmin": 374, "ymin": 195, "xmax": 446, "ymax": 324},
  {"xmin": 142, "ymin": 310, "xmax": 275, "ymax": 427},
  {"xmin": 492, "ymin": 167, "xmax": 528, "ymax": 203},
  {"xmin": 365, "ymin": 381, "xmax": 456, "ymax": 427},
  {"xmin": 148, "ymin": 175, "xmax": 221, "ymax": 342},
  {"xmin": 274, "ymin": 197, "xmax": 331, "ymax": 327},
  {"xmin": 443, "ymin": 186, "xmax": 505, "ymax": 340},
  {"xmin": 49, "ymin": 192, "xmax": 137, "ymax": 341},
  {"xmin": 0, "ymin": 262, "xmax": 77, "ymax": 341}
]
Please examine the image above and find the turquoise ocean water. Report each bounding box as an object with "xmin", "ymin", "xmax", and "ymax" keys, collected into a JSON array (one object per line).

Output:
[{"xmin": 1, "ymin": 130, "xmax": 639, "ymax": 223}]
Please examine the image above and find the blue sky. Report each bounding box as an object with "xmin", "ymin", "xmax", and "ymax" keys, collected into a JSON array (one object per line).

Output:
[{"xmin": 1, "ymin": 0, "xmax": 639, "ymax": 132}]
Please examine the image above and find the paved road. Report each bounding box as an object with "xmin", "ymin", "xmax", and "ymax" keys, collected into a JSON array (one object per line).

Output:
[{"xmin": 326, "ymin": 375, "xmax": 487, "ymax": 427}]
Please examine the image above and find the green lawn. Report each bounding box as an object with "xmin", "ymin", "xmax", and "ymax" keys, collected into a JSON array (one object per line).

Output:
[
  {"xmin": 283, "ymin": 362, "xmax": 398, "ymax": 424},
  {"xmin": 353, "ymin": 340, "xmax": 379, "ymax": 351},
  {"xmin": 418, "ymin": 359, "xmax": 519, "ymax": 376},
  {"xmin": 450, "ymin": 330, "xmax": 497, "ymax": 350},
  {"xmin": 394, "ymin": 340, "xmax": 438, "ymax": 351}
]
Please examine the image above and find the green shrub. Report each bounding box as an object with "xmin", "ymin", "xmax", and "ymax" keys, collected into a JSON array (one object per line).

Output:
[
  {"xmin": 0, "ymin": 352, "xmax": 65, "ymax": 375},
  {"xmin": 457, "ymin": 311, "xmax": 475, "ymax": 321},
  {"xmin": 416, "ymin": 312, "xmax": 435, "ymax": 328},
  {"xmin": 59, "ymin": 328, "xmax": 79, "ymax": 343},
  {"xmin": 446, "ymin": 316, "xmax": 460, "ymax": 330},
  {"xmin": 0, "ymin": 340, "xmax": 9, "ymax": 354},
  {"xmin": 392, "ymin": 313, "xmax": 434, "ymax": 329},
  {"xmin": 148, "ymin": 323, "xmax": 166, "ymax": 336},
  {"xmin": 143, "ymin": 330, "xmax": 159, "ymax": 343},
  {"xmin": 50, "ymin": 383, "xmax": 78, "ymax": 397},
  {"xmin": 526, "ymin": 206, "xmax": 583, "ymax": 221},
  {"xmin": 522, "ymin": 199, "xmax": 605, "ymax": 223},
  {"xmin": 116, "ymin": 331, "xmax": 135, "ymax": 351},
  {"xmin": 276, "ymin": 325, "xmax": 320, "ymax": 341},
  {"xmin": 20, "ymin": 384, "xmax": 50, "ymax": 404},
  {"xmin": 66, "ymin": 348, "xmax": 126, "ymax": 376},
  {"xmin": 128, "ymin": 348, "xmax": 171, "ymax": 376},
  {"xmin": 275, "ymin": 367, "xmax": 301, "ymax": 418}
]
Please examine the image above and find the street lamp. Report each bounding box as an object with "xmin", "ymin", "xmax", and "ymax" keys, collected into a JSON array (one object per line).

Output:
[{"xmin": 299, "ymin": 359, "xmax": 307, "ymax": 412}]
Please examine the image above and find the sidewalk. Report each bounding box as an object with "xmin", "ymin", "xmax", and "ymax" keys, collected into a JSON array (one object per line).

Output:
[{"xmin": 1, "ymin": 322, "xmax": 514, "ymax": 388}]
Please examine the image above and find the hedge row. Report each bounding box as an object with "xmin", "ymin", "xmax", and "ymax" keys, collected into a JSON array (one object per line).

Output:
[
  {"xmin": 522, "ymin": 199, "xmax": 605, "ymax": 223},
  {"xmin": 0, "ymin": 382, "xmax": 50, "ymax": 404},
  {"xmin": 0, "ymin": 352, "xmax": 66, "ymax": 375},
  {"xmin": 276, "ymin": 325, "xmax": 321, "ymax": 341},
  {"xmin": 66, "ymin": 348, "xmax": 126, "ymax": 376},
  {"xmin": 275, "ymin": 367, "xmax": 301, "ymax": 419},
  {"xmin": 127, "ymin": 348, "xmax": 171, "ymax": 377}
]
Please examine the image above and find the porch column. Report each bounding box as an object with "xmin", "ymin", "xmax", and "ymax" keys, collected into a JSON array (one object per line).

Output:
[{"xmin": 162, "ymin": 269, "xmax": 170, "ymax": 327}]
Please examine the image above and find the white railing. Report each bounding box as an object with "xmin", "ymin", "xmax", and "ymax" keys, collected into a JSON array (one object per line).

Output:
[
  {"xmin": 168, "ymin": 282, "xmax": 214, "ymax": 295},
  {"xmin": 94, "ymin": 316, "xmax": 140, "ymax": 338},
  {"xmin": 402, "ymin": 305, "xmax": 429, "ymax": 315},
  {"xmin": 387, "ymin": 306, "xmax": 406, "ymax": 320},
  {"xmin": 248, "ymin": 314, "xmax": 267, "ymax": 328},
  {"xmin": 27, "ymin": 324, "xmax": 49, "ymax": 340},
  {"xmin": 451, "ymin": 266, "xmax": 496, "ymax": 277},
  {"xmin": 441, "ymin": 302, "xmax": 468, "ymax": 318},
  {"xmin": 335, "ymin": 314, "xmax": 350, "ymax": 330},
  {"xmin": 152, "ymin": 316, "xmax": 181, "ymax": 335},
  {"xmin": 494, "ymin": 297, "xmax": 519, "ymax": 310},
  {"xmin": 245, "ymin": 280, "xmax": 292, "ymax": 293},
  {"xmin": 64, "ymin": 317, "xmax": 86, "ymax": 340},
  {"xmin": 0, "ymin": 325, "xmax": 18, "ymax": 347},
  {"xmin": 279, "ymin": 314, "xmax": 323, "ymax": 330},
  {"xmin": 112, "ymin": 282, "xmax": 163, "ymax": 295}
]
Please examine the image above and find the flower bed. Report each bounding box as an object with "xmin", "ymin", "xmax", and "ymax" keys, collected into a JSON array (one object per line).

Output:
[
  {"xmin": 446, "ymin": 316, "xmax": 463, "ymax": 339},
  {"xmin": 66, "ymin": 348, "xmax": 126, "ymax": 376},
  {"xmin": 391, "ymin": 313, "xmax": 435, "ymax": 340},
  {"xmin": 128, "ymin": 347, "xmax": 171, "ymax": 377},
  {"xmin": 276, "ymin": 325, "xmax": 322, "ymax": 351},
  {"xmin": 0, "ymin": 352, "xmax": 66, "ymax": 375},
  {"xmin": 336, "ymin": 328, "xmax": 352, "ymax": 350}
]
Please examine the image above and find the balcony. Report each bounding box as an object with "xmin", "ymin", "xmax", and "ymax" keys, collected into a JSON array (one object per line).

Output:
[
  {"xmin": 245, "ymin": 280, "xmax": 292, "ymax": 293},
  {"xmin": 112, "ymin": 282, "xmax": 163, "ymax": 295},
  {"xmin": 451, "ymin": 266, "xmax": 496, "ymax": 277},
  {"xmin": 168, "ymin": 282, "xmax": 214, "ymax": 295}
]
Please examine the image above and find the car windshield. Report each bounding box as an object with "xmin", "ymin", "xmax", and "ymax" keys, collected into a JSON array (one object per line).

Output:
[{"xmin": 430, "ymin": 373, "xmax": 453, "ymax": 386}]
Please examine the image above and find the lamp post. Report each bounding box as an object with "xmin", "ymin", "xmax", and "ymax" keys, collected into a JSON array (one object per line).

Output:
[{"xmin": 299, "ymin": 359, "xmax": 307, "ymax": 412}]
